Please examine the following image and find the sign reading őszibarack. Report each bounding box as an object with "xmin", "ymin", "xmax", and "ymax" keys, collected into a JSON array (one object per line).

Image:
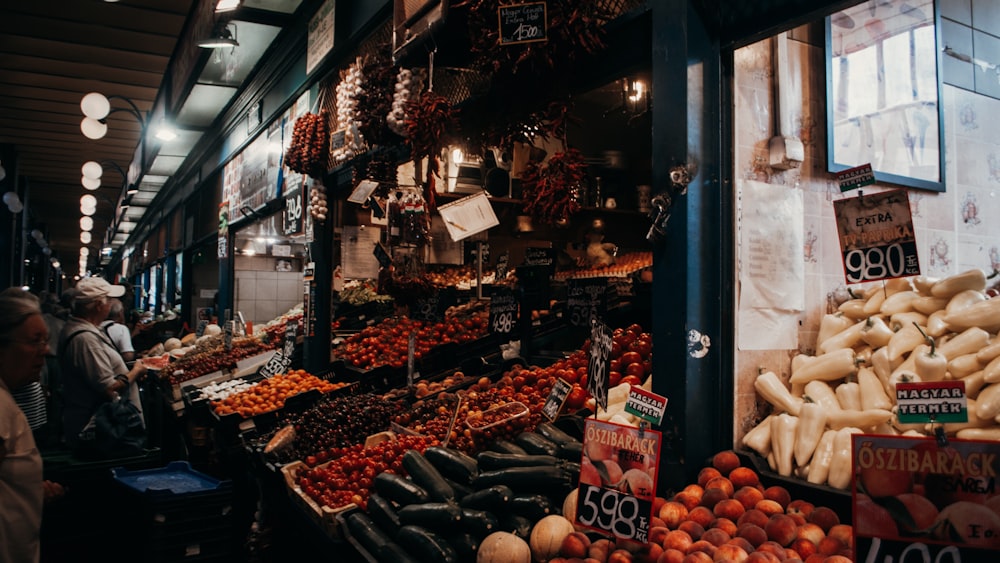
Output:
[{"xmin": 852, "ymin": 434, "xmax": 1000, "ymax": 563}]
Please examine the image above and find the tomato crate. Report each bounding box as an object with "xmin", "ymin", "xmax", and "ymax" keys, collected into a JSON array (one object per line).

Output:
[{"xmin": 280, "ymin": 460, "xmax": 355, "ymax": 539}]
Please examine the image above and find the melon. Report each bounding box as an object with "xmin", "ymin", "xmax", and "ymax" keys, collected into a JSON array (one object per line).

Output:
[
  {"xmin": 477, "ymin": 531, "xmax": 530, "ymax": 563},
  {"xmin": 529, "ymin": 515, "xmax": 575, "ymax": 562},
  {"xmin": 204, "ymin": 324, "xmax": 222, "ymax": 336},
  {"xmin": 163, "ymin": 338, "xmax": 182, "ymax": 352}
]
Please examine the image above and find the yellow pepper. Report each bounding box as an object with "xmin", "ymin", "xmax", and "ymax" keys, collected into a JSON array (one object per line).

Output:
[
  {"xmin": 827, "ymin": 427, "xmax": 862, "ymax": 489},
  {"xmin": 794, "ymin": 402, "xmax": 828, "ymax": 467},
  {"xmin": 835, "ymin": 381, "xmax": 862, "ymax": 411},
  {"xmin": 789, "ymin": 348, "xmax": 858, "ymax": 384},
  {"xmin": 930, "ymin": 268, "xmax": 987, "ymax": 298},
  {"xmin": 860, "ymin": 316, "xmax": 894, "ymax": 348},
  {"xmin": 754, "ymin": 371, "xmax": 803, "ymax": 415},
  {"xmin": 770, "ymin": 413, "xmax": 799, "ymax": 477},
  {"xmin": 858, "ymin": 366, "xmax": 893, "ymax": 411},
  {"xmin": 741, "ymin": 414, "xmax": 774, "ymax": 457},
  {"xmin": 806, "ymin": 429, "xmax": 837, "ymax": 485},
  {"xmin": 912, "ymin": 323, "xmax": 947, "ymax": 382}
]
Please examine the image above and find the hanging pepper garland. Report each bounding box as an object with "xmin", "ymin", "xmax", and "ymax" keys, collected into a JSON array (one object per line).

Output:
[
  {"xmin": 402, "ymin": 91, "xmax": 458, "ymax": 211},
  {"xmin": 521, "ymin": 148, "xmax": 585, "ymax": 225},
  {"xmin": 284, "ymin": 110, "xmax": 331, "ymax": 179}
]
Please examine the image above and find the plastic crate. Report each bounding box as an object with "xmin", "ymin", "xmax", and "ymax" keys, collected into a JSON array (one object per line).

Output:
[{"xmin": 112, "ymin": 461, "xmax": 234, "ymax": 525}]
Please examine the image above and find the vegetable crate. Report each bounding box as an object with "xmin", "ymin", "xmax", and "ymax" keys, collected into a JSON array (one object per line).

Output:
[{"xmin": 281, "ymin": 460, "xmax": 356, "ymax": 539}]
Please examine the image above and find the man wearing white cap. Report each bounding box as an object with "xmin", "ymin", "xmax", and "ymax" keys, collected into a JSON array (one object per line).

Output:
[{"xmin": 58, "ymin": 277, "xmax": 147, "ymax": 452}]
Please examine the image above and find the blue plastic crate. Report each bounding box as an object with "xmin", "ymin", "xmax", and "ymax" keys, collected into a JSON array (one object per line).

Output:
[{"xmin": 113, "ymin": 461, "xmax": 228, "ymax": 496}]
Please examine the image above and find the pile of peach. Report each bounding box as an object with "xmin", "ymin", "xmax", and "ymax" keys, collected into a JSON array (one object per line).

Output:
[{"xmin": 211, "ymin": 370, "xmax": 347, "ymax": 418}]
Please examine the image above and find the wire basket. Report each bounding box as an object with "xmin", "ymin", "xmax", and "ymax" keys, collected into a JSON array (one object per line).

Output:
[
  {"xmin": 594, "ymin": 0, "xmax": 644, "ymax": 23},
  {"xmin": 430, "ymin": 67, "xmax": 491, "ymax": 106}
]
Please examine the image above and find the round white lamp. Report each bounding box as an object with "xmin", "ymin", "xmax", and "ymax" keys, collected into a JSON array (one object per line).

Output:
[
  {"xmin": 82, "ymin": 161, "xmax": 103, "ymax": 180},
  {"xmin": 82, "ymin": 176, "xmax": 101, "ymax": 190},
  {"xmin": 81, "ymin": 93, "xmax": 111, "ymax": 120},
  {"xmin": 80, "ymin": 216, "xmax": 94, "ymax": 231}
]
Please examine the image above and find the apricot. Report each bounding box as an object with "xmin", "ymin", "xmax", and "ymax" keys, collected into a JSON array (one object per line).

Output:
[
  {"xmin": 663, "ymin": 530, "xmax": 694, "ymax": 552},
  {"xmin": 590, "ymin": 538, "xmax": 616, "ymax": 562},
  {"xmin": 683, "ymin": 484, "xmax": 705, "ymax": 500},
  {"xmin": 821, "ymin": 557, "xmax": 852, "ymax": 563},
  {"xmin": 733, "ymin": 487, "xmax": 764, "ymax": 511},
  {"xmin": 737, "ymin": 509, "xmax": 769, "ymax": 529},
  {"xmin": 659, "ymin": 548, "xmax": 686, "ymax": 563},
  {"xmin": 700, "ymin": 488, "xmax": 729, "ymax": 510},
  {"xmin": 651, "ymin": 516, "xmax": 668, "ymax": 529},
  {"xmin": 653, "ymin": 496, "xmax": 668, "ymax": 516},
  {"xmin": 787, "ymin": 513, "xmax": 806, "ymax": 527},
  {"xmin": 754, "ymin": 499, "xmax": 784, "ymax": 517},
  {"xmin": 804, "ymin": 555, "xmax": 826, "ymax": 563},
  {"xmin": 659, "ymin": 502, "xmax": 690, "ymax": 529},
  {"xmin": 728, "ymin": 467, "xmax": 760, "ymax": 489},
  {"xmin": 698, "ymin": 467, "xmax": 723, "ymax": 488},
  {"xmin": 711, "ymin": 517, "xmax": 737, "ymax": 538},
  {"xmin": 700, "ymin": 528, "xmax": 731, "ymax": 547},
  {"xmin": 705, "ymin": 477, "xmax": 735, "ymax": 498},
  {"xmin": 765, "ymin": 514, "xmax": 798, "ymax": 546},
  {"xmin": 805, "ymin": 507, "xmax": 839, "ymax": 533},
  {"xmin": 678, "ymin": 520, "xmax": 706, "ymax": 541},
  {"xmin": 688, "ymin": 506, "xmax": 717, "ymax": 527},
  {"xmin": 755, "ymin": 541, "xmax": 788, "ymax": 559},
  {"xmin": 712, "ymin": 450, "xmax": 742, "ymax": 474},
  {"xmin": 762, "ymin": 486, "xmax": 791, "ymax": 509},
  {"xmin": 736, "ymin": 523, "xmax": 768, "ymax": 547},
  {"xmin": 561, "ymin": 532, "xmax": 592, "ymax": 558},
  {"xmin": 713, "ymin": 499, "xmax": 746, "ymax": 521}
]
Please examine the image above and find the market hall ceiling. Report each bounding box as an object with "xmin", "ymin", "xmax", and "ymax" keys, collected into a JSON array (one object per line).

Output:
[{"xmin": 0, "ymin": 0, "xmax": 859, "ymax": 275}]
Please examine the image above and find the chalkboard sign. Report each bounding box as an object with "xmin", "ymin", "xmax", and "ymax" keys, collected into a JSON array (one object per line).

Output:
[
  {"xmin": 373, "ymin": 242, "xmax": 392, "ymax": 268},
  {"xmin": 489, "ymin": 288, "xmax": 519, "ymax": 335},
  {"xmin": 257, "ymin": 349, "xmax": 286, "ymax": 378},
  {"xmin": 465, "ymin": 241, "xmax": 490, "ymax": 266},
  {"xmin": 329, "ymin": 128, "xmax": 347, "ymax": 152},
  {"xmin": 542, "ymin": 378, "xmax": 572, "ymax": 421},
  {"xmin": 567, "ymin": 277, "xmax": 608, "ymax": 327},
  {"xmin": 495, "ymin": 251, "xmax": 510, "ymax": 280},
  {"xmin": 524, "ymin": 246, "xmax": 555, "ymax": 275},
  {"xmin": 283, "ymin": 175, "xmax": 304, "ymax": 236},
  {"xmin": 282, "ymin": 320, "xmax": 298, "ymax": 359},
  {"xmin": 588, "ymin": 319, "xmax": 612, "ymax": 412},
  {"xmin": 259, "ymin": 320, "xmax": 298, "ymax": 377},
  {"xmin": 498, "ymin": 2, "xmax": 547, "ymax": 45},
  {"xmin": 413, "ymin": 287, "xmax": 457, "ymax": 323}
]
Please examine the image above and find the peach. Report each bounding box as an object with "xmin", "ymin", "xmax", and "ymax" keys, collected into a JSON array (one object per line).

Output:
[
  {"xmin": 688, "ymin": 506, "xmax": 717, "ymax": 528},
  {"xmin": 683, "ymin": 484, "xmax": 705, "ymax": 499},
  {"xmin": 826, "ymin": 525, "xmax": 852, "ymax": 549},
  {"xmin": 651, "ymin": 516, "xmax": 668, "ymax": 529},
  {"xmin": 701, "ymin": 488, "xmax": 729, "ymax": 510},
  {"xmin": 561, "ymin": 532, "xmax": 593, "ymax": 558},
  {"xmin": 816, "ymin": 536, "xmax": 844, "ymax": 557},
  {"xmin": 659, "ymin": 502, "xmax": 690, "ymax": 529},
  {"xmin": 711, "ymin": 518, "xmax": 738, "ymax": 538},
  {"xmin": 805, "ymin": 507, "xmax": 839, "ymax": 532},
  {"xmin": 733, "ymin": 487, "xmax": 764, "ymax": 511},
  {"xmin": 653, "ymin": 496, "xmax": 668, "ymax": 516},
  {"xmin": 756, "ymin": 541, "xmax": 788, "ymax": 559},
  {"xmin": 736, "ymin": 524, "xmax": 768, "ymax": 547},
  {"xmin": 713, "ymin": 544, "xmax": 748, "ymax": 563},
  {"xmin": 580, "ymin": 458, "xmax": 602, "ymax": 487},
  {"xmin": 728, "ymin": 467, "xmax": 760, "ymax": 489},
  {"xmin": 603, "ymin": 459, "xmax": 625, "ymax": 486},
  {"xmin": 737, "ymin": 509, "xmax": 769, "ymax": 529},
  {"xmin": 725, "ymin": 537, "xmax": 754, "ymax": 554},
  {"xmin": 701, "ymin": 528, "xmax": 731, "ymax": 547},
  {"xmin": 590, "ymin": 538, "xmax": 616, "ymax": 562},
  {"xmin": 635, "ymin": 542, "xmax": 664, "ymax": 563},
  {"xmin": 663, "ymin": 530, "xmax": 694, "ymax": 553},
  {"xmin": 685, "ymin": 540, "xmax": 718, "ymax": 557},
  {"xmin": 712, "ymin": 451, "xmax": 742, "ymax": 474},
  {"xmin": 790, "ymin": 538, "xmax": 817, "ymax": 560},
  {"xmin": 755, "ymin": 499, "xmax": 784, "ymax": 517},
  {"xmin": 682, "ymin": 552, "xmax": 714, "ymax": 563},
  {"xmin": 678, "ymin": 520, "xmax": 706, "ymax": 541},
  {"xmin": 698, "ymin": 467, "xmax": 723, "ymax": 488},
  {"xmin": 649, "ymin": 526, "xmax": 671, "ymax": 547},
  {"xmin": 659, "ymin": 549, "xmax": 686, "ymax": 563},
  {"xmin": 713, "ymin": 499, "xmax": 746, "ymax": 521},
  {"xmin": 795, "ymin": 523, "xmax": 825, "ymax": 547},
  {"xmin": 705, "ymin": 477, "xmax": 735, "ymax": 498},
  {"xmin": 609, "ymin": 549, "xmax": 635, "ymax": 563},
  {"xmin": 821, "ymin": 557, "xmax": 852, "ymax": 563},
  {"xmin": 784, "ymin": 549, "xmax": 800, "ymax": 561},
  {"xmin": 674, "ymin": 492, "xmax": 702, "ymax": 511},
  {"xmin": 895, "ymin": 493, "xmax": 938, "ymax": 533},
  {"xmin": 746, "ymin": 553, "xmax": 782, "ymax": 563},
  {"xmin": 762, "ymin": 486, "xmax": 791, "ymax": 509},
  {"xmin": 786, "ymin": 500, "xmax": 814, "ymax": 518},
  {"xmin": 787, "ymin": 513, "xmax": 807, "ymax": 527},
  {"xmin": 855, "ymin": 496, "xmax": 898, "ymax": 539},
  {"xmin": 804, "ymin": 555, "xmax": 826, "ymax": 563},
  {"xmin": 765, "ymin": 514, "xmax": 798, "ymax": 546}
]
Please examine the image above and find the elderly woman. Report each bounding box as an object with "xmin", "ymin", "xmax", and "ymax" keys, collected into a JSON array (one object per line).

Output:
[
  {"xmin": 59, "ymin": 278, "xmax": 146, "ymax": 452},
  {"xmin": 0, "ymin": 289, "xmax": 64, "ymax": 563}
]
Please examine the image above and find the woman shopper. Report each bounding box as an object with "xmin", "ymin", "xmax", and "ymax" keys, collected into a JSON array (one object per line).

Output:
[
  {"xmin": 59, "ymin": 277, "xmax": 147, "ymax": 455},
  {"xmin": 0, "ymin": 289, "xmax": 65, "ymax": 563}
]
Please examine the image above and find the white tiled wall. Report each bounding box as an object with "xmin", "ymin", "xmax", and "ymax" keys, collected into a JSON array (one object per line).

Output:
[{"xmin": 234, "ymin": 257, "xmax": 303, "ymax": 325}]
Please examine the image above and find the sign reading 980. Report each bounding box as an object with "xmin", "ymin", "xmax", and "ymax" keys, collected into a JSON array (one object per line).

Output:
[{"xmin": 833, "ymin": 189, "xmax": 920, "ymax": 284}]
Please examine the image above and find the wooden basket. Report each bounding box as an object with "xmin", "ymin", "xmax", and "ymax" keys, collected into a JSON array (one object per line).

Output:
[{"xmin": 281, "ymin": 460, "xmax": 356, "ymax": 539}]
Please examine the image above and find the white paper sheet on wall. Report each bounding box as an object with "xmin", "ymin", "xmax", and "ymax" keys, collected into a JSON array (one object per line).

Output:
[
  {"xmin": 341, "ymin": 225, "xmax": 382, "ymax": 280},
  {"xmin": 738, "ymin": 180, "xmax": 805, "ymax": 350}
]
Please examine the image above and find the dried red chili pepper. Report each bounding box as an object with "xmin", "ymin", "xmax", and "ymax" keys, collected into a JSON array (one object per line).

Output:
[{"xmin": 521, "ymin": 148, "xmax": 585, "ymax": 225}]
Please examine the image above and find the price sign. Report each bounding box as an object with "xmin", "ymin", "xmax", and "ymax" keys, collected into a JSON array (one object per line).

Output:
[
  {"xmin": 541, "ymin": 378, "xmax": 572, "ymax": 421},
  {"xmin": 852, "ymin": 435, "xmax": 1000, "ymax": 562},
  {"xmin": 833, "ymin": 189, "xmax": 920, "ymax": 283},
  {"xmin": 282, "ymin": 320, "xmax": 298, "ymax": 360},
  {"xmin": 373, "ymin": 242, "xmax": 392, "ymax": 268},
  {"xmin": 578, "ymin": 419, "xmax": 662, "ymax": 543},
  {"xmin": 498, "ymin": 2, "xmax": 547, "ymax": 45},
  {"xmin": 495, "ymin": 251, "xmax": 510, "ymax": 280},
  {"xmin": 568, "ymin": 278, "xmax": 608, "ymax": 327},
  {"xmin": 523, "ymin": 246, "xmax": 555, "ymax": 274},
  {"xmin": 625, "ymin": 387, "xmax": 668, "ymax": 426},
  {"xmin": 195, "ymin": 319, "xmax": 209, "ymax": 337},
  {"xmin": 489, "ymin": 288, "xmax": 519, "ymax": 335},
  {"xmin": 413, "ymin": 288, "xmax": 456, "ymax": 323},
  {"xmin": 218, "ymin": 201, "xmax": 229, "ymax": 259},
  {"xmin": 283, "ymin": 179, "xmax": 304, "ymax": 236},
  {"xmin": 588, "ymin": 319, "xmax": 612, "ymax": 412},
  {"xmin": 258, "ymin": 349, "xmax": 286, "ymax": 378},
  {"xmin": 465, "ymin": 241, "xmax": 490, "ymax": 266},
  {"xmin": 224, "ymin": 319, "xmax": 234, "ymax": 353}
]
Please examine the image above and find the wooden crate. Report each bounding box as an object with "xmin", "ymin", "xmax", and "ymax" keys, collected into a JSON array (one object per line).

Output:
[{"xmin": 280, "ymin": 461, "xmax": 356, "ymax": 539}]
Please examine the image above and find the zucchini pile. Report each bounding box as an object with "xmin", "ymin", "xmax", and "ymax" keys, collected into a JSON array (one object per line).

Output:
[{"xmin": 344, "ymin": 422, "xmax": 583, "ymax": 563}]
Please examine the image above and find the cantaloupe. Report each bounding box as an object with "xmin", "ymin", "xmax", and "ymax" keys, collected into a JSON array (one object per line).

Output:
[
  {"xmin": 477, "ymin": 531, "xmax": 531, "ymax": 563},
  {"xmin": 204, "ymin": 324, "xmax": 222, "ymax": 336},
  {"xmin": 528, "ymin": 515, "xmax": 575, "ymax": 562},
  {"xmin": 163, "ymin": 338, "xmax": 182, "ymax": 352}
]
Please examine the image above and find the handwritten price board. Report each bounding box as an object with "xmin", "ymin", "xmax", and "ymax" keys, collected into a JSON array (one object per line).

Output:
[
  {"xmin": 852, "ymin": 435, "xmax": 1000, "ymax": 563},
  {"xmin": 588, "ymin": 319, "xmax": 612, "ymax": 412},
  {"xmin": 567, "ymin": 278, "xmax": 608, "ymax": 327},
  {"xmin": 283, "ymin": 174, "xmax": 304, "ymax": 236},
  {"xmin": 413, "ymin": 288, "xmax": 457, "ymax": 323},
  {"xmin": 498, "ymin": 2, "xmax": 547, "ymax": 45},
  {"xmin": 524, "ymin": 246, "xmax": 555, "ymax": 274},
  {"xmin": 833, "ymin": 189, "xmax": 920, "ymax": 283},
  {"xmin": 489, "ymin": 287, "xmax": 518, "ymax": 335},
  {"xmin": 578, "ymin": 419, "xmax": 662, "ymax": 543},
  {"xmin": 541, "ymin": 378, "xmax": 572, "ymax": 421}
]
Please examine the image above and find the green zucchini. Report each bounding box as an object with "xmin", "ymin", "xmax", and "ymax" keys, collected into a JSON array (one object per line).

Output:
[
  {"xmin": 508, "ymin": 494, "xmax": 556, "ymax": 521},
  {"xmin": 373, "ymin": 472, "xmax": 430, "ymax": 506},
  {"xmin": 498, "ymin": 513, "xmax": 533, "ymax": 538},
  {"xmin": 557, "ymin": 440, "xmax": 584, "ymax": 461},
  {"xmin": 458, "ymin": 484, "xmax": 512, "ymax": 512},
  {"xmin": 535, "ymin": 421, "xmax": 579, "ymax": 446},
  {"xmin": 446, "ymin": 532, "xmax": 480, "ymax": 562},
  {"xmin": 514, "ymin": 431, "xmax": 560, "ymax": 456},
  {"xmin": 460, "ymin": 507, "xmax": 498, "ymax": 538},
  {"xmin": 424, "ymin": 446, "xmax": 478, "ymax": 485},
  {"xmin": 402, "ymin": 450, "xmax": 455, "ymax": 502},
  {"xmin": 488, "ymin": 439, "xmax": 527, "ymax": 455},
  {"xmin": 472, "ymin": 465, "xmax": 574, "ymax": 493},
  {"xmin": 396, "ymin": 525, "xmax": 458, "ymax": 563},
  {"xmin": 345, "ymin": 511, "xmax": 393, "ymax": 558},
  {"xmin": 366, "ymin": 493, "xmax": 400, "ymax": 535},
  {"xmin": 476, "ymin": 451, "xmax": 561, "ymax": 471},
  {"xmin": 376, "ymin": 541, "xmax": 419, "ymax": 563},
  {"xmin": 397, "ymin": 502, "xmax": 463, "ymax": 531}
]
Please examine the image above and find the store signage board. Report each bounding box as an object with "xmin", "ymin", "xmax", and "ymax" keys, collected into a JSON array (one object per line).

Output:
[
  {"xmin": 413, "ymin": 288, "xmax": 457, "ymax": 323},
  {"xmin": 523, "ymin": 246, "xmax": 555, "ymax": 275},
  {"xmin": 498, "ymin": 2, "xmax": 547, "ymax": 46},
  {"xmin": 833, "ymin": 188, "xmax": 920, "ymax": 284},
  {"xmin": 625, "ymin": 387, "xmax": 668, "ymax": 426},
  {"xmin": 567, "ymin": 278, "xmax": 608, "ymax": 327},
  {"xmin": 348, "ymin": 179, "xmax": 379, "ymax": 204},
  {"xmin": 218, "ymin": 202, "xmax": 229, "ymax": 259},
  {"xmin": 283, "ymin": 178, "xmax": 304, "ymax": 236},
  {"xmin": 577, "ymin": 418, "xmax": 661, "ymax": 544},
  {"xmin": 489, "ymin": 287, "xmax": 518, "ymax": 335},
  {"xmin": 541, "ymin": 378, "xmax": 572, "ymax": 421},
  {"xmin": 306, "ymin": 0, "xmax": 335, "ymax": 75},
  {"xmin": 836, "ymin": 163, "xmax": 876, "ymax": 193},
  {"xmin": 895, "ymin": 381, "xmax": 968, "ymax": 424},
  {"xmin": 495, "ymin": 251, "xmax": 509, "ymax": 280},
  {"xmin": 851, "ymin": 434, "xmax": 1000, "ymax": 561},
  {"xmin": 588, "ymin": 319, "xmax": 612, "ymax": 412},
  {"xmin": 437, "ymin": 191, "xmax": 500, "ymax": 242}
]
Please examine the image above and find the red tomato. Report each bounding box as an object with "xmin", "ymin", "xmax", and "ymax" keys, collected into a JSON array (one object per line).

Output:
[
  {"xmin": 609, "ymin": 359, "xmax": 621, "ymax": 373},
  {"xmin": 609, "ymin": 371, "xmax": 622, "ymax": 387},
  {"xmin": 625, "ymin": 362, "xmax": 645, "ymax": 377},
  {"xmin": 561, "ymin": 369, "xmax": 579, "ymax": 385},
  {"xmin": 630, "ymin": 339, "xmax": 652, "ymax": 360},
  {"xmin": 566, "ymin": 385, "xmax": 588, "ymax": 410},
  {"xmin": 620, "ymin": 351, "xmax": 642, "ymax": 366}
]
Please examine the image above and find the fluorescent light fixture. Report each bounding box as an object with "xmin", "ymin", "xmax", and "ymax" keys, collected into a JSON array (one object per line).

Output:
[
  {"xmin": 82, "ymin": 176, "xmax": 101, "ymax": 190},
  {"xmin": 82, "ymin": 161, "xmax": 103, "ymax": 179},
  {"xmin": 215, "ymin": 0, "xmax": 240, "ymax": 12},
  {"xmin": 81, "ymin": 117, "xmax": 108, "ymax": 140}
]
